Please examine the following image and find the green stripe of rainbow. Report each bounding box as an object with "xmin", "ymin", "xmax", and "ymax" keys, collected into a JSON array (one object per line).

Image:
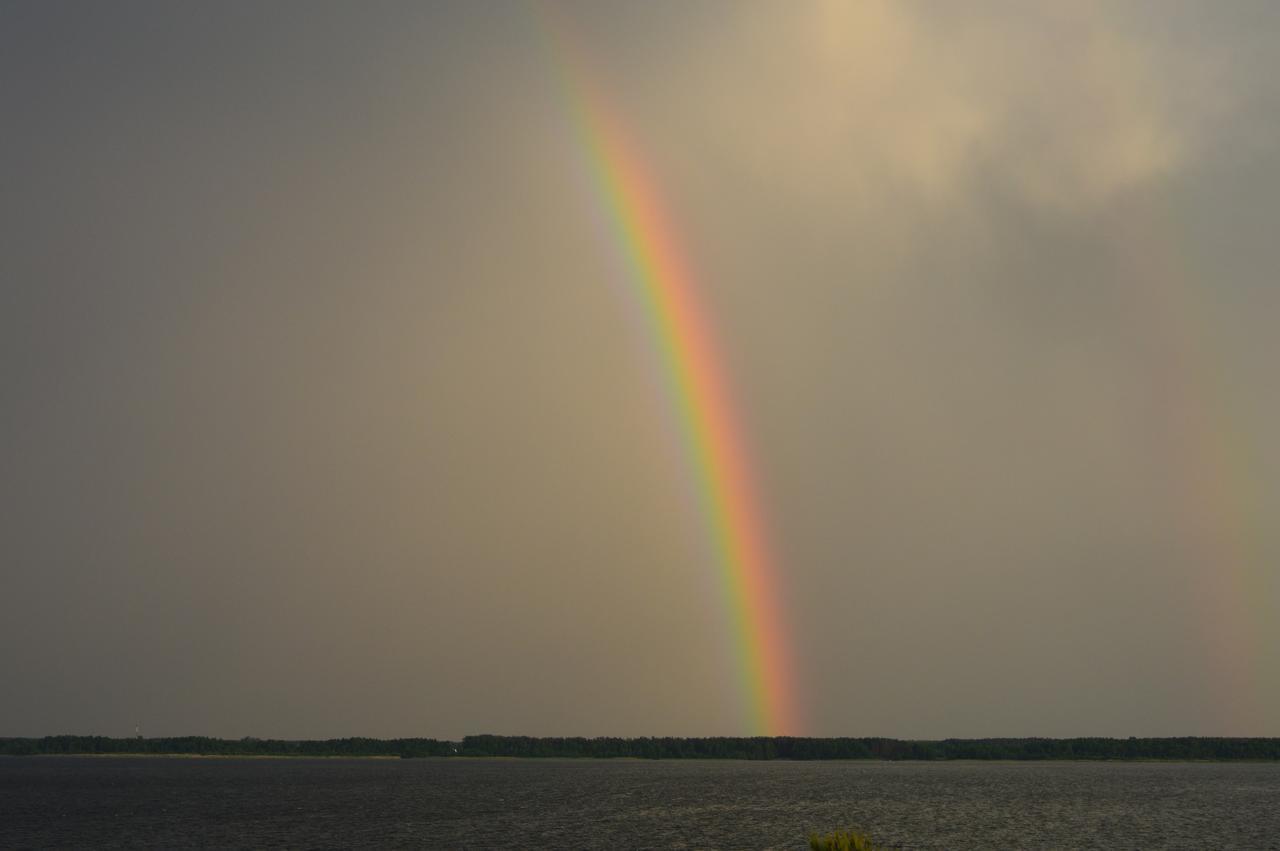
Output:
[{"xmin": 536, "ymin": 7, "xmax": 800, "ymax": 736}]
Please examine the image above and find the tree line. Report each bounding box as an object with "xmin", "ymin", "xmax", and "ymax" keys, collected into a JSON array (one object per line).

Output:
[
  {"xmin": 455, "ymin": 735, "xmax": 1280, "ymax": 760},
  {"xmin": 0, "ymin": 735, "xmax": 453, "ymax": 758},
  {"xmin": 4, "ymin": 735, "xmax": 1280, "ymax": 760}
]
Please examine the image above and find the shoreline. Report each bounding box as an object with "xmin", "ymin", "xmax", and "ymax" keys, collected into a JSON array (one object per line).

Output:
[
  {"xmin": 2, "ymin": 752, "xmax": 404, "ymax": 760},
  {"xmin": 7, "ymin": 736, "xmax": 1279, "ymax": 761},
  {"xmin": 5, "ymin": 754, "xmax": 1278, "ymax": 763}
]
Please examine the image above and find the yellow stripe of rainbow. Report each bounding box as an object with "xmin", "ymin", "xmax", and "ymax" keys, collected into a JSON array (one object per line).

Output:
[{"xmin": 535, "ymin": 5, "xmax": 800, "ymax": 736}]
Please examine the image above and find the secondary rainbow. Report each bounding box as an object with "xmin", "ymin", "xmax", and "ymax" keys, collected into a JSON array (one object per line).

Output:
[
  {"xmin": 535, "ymin": 6, "xmax": 801, "ymax": 735},
  {"xmin": 1119, "ymin": 211, "xmax": 1268, "ymax": 733}
]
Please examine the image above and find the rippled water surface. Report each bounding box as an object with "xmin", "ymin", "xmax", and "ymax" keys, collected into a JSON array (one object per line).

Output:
[{"xmin": 2, "ymin": 757, "xmax": 1278, "ymax": 849}]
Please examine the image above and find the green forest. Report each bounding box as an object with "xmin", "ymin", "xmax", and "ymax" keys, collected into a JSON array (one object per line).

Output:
[{"xmin": 3, "ymin": 735, "xmax": 1279, "ymax": 760}]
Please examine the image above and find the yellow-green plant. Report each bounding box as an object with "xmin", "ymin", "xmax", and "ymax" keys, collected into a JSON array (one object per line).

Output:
[{"xmin": 807, "ymin": 828, "xmax": 879, "ymax": 851}]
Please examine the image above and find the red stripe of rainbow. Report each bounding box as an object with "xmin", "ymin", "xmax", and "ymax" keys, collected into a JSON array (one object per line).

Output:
[{"xmin": 536, "ymin": 7, "xmax": 800, "ymax": 736}]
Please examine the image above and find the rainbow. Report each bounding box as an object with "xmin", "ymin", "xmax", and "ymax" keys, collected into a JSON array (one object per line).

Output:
[
  {"xmin": 534, "ymin": 6, "xmax": 801, "ymax": 735},
  {"xmin": 1119, "ymin": 210, "xmax": 1267, "ymax": 734}
]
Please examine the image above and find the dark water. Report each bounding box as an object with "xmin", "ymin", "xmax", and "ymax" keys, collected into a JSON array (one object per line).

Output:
[{"xmin": 2, "ymin": 757, "xmax": 1277, "ymax": 849}]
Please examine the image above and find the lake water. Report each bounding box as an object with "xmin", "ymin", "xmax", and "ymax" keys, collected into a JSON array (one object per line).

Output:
[{"xmin": 2, "ymin": 757, "xmax": 1277, "ymax": 848}]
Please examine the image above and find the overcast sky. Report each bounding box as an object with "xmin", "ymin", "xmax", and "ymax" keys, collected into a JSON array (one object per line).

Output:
[{"xmin": 3, "ymin": 0, "xmax": 1279, "ymax": 739}]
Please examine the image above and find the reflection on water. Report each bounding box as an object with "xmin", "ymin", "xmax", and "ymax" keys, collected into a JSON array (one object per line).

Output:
[{"xmin": 2, "ymin": 757, "xmax": 1277, "ymax": 849}]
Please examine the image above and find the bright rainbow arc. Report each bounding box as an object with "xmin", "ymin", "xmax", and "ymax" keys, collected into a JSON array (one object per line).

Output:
[{"xmin": 535, "ymin": 7, "xmax": 800, "ymax": 736}]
